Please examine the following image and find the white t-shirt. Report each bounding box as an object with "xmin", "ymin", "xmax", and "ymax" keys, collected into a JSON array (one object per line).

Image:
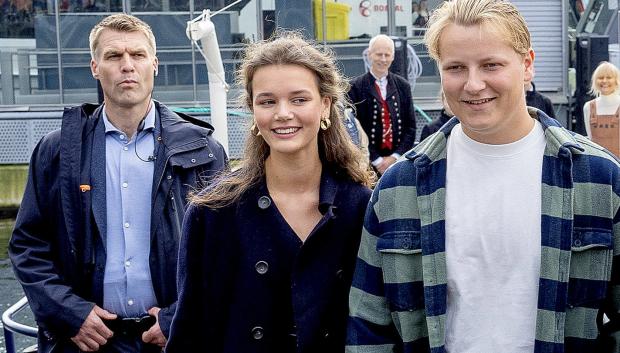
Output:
[
  {"xmin": 583, "ymin": 94, "xmax": 620, "ymax": 139},
  {"xmin": 444, "ymin": 121, "xmax": 545, "ymax": 353}
]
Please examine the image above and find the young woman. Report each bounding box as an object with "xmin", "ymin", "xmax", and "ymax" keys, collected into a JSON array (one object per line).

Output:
[
  {"xmin": 165, "ymin": 32, "xmax": 373, "ymax": 353},
  {"xmin": 583, "ymin": 61, "xmax": 620, "ymax": 156}
]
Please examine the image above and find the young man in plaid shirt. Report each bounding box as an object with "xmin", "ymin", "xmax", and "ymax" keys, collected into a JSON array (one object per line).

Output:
[{"xmin": 347, "ymin": 0, "xmax": 620, "ymax": 351}]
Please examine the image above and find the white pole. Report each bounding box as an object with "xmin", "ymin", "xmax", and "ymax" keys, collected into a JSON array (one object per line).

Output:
[{"xmin": 186, "ymin": 10, "xmax": 230, "ymax": 154}]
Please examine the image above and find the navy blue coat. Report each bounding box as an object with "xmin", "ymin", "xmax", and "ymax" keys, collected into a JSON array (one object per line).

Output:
[
  {"xmin": 348, "ymin": 72, "xmax": 417, "ymax": 161},
  {"xmin": 9, "ymin": 102, "xmax": 227, "ymax": 353},
  {"xmin": 166, "ymin": 171, "xmax": 371, "ymax": 353},
  {"xmin": 526, "ymin": 83, "xmax": 556, "ymax": 119},
  {"xmin": 419, "ymin": 110, "xmax": 452, "ymax": 142}
]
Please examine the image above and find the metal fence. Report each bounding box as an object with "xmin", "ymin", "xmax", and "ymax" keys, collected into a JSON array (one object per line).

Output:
[{"xmin": 0, "ymin": 106, "xmax": 443, "ymax": 164}]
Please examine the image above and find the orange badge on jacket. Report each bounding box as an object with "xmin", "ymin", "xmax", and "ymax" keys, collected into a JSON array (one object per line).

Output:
[{"xmin": 79, "ymin": 185, "xmax": 91, "ymax": 192}]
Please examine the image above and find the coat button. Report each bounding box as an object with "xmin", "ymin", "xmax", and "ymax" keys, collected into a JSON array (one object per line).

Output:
[
  {"xmin": 167, "ymin": 175, "xmax": 172, "ymax": 180},
  {"xmin": 335, "ymin": 269, "xmax": 344, "ymax": 280},
  {"xmin": 43, "ymin": 330, "xmax": 54, "ymax": 341},
  {"xmin": 258, "ymin": 196, "xmax": 271, "ymax": 209},
  {"xmin": 573, "ymin": 239, "xmax": 582, "ymax": 247},
  {"xmin": 208, "ymin": 153, "xmax": 214, "ymax": 157},
  {"xmin": 255, "ymin": 260, "xmax": 269, "ymax": 274},
  {"xmin": 251, "ymin": 326, "xmax": 264, "ymax": 340},
  {"xmin": 191, "ymin": 158, "xmax": 196, "ymax": 163}
]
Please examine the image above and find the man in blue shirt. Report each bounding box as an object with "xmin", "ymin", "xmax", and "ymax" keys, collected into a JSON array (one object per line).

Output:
[{"xmin": 9, "ymin": 14, "xmax": 227, "ymax": 353}]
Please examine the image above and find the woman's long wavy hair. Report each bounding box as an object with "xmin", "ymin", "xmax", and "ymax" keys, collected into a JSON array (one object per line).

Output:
[{"xmin": 191, "ymin": 31, "xmax": 374, "ymax": 208}]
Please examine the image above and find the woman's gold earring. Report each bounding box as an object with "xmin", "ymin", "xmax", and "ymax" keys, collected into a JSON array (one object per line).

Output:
[
  {"xmin": 251, "ymin": 121, "xmax": 261, "ymax": 136},
  {"xmin": 320, "ymin": 116, "xmax": 331, "ymax": 130}
]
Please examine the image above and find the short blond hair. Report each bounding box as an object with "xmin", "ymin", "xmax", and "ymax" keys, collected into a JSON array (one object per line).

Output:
[
  {"xmin": 425, "ymin": 0, "xmax": 531, "ymax": 61},
  {"xmin": 89, "ymin": 14, "xmax": 156, "ymax": 59},
  {"xmin": 368, "ymin": 34, "xmax": 394, "ymax": 54},
  {"xmin": 589, "ymin": 61, "xmax": 620, "ymax": 97}
]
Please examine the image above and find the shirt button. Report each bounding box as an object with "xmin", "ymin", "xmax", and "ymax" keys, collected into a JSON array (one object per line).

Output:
[
  {"xmin": 258, "ymin": 196, "xmax": 271, "ymax": 209},
  {"xmin": 255, "ymin": 261, "xmax": 269, "ymax": 275},
  {"xmin": 124, "ymin": 222, "xmax": 130, "ymax": 228},
  {"xmin": 122, "ymin": 182, "xmax": 128, "ymax": 188},
  {"xmin": 251, "ymin": 326, "xmax": 264, "ymax": 340},
  {"xmin": 125, "ymin": 260, "xmax": 131, "ymax": 267},
  {"xmin": 123, "ymin": 146, "xmax": 128, "ymax": 151},
  {"xmin": 120, "ymin": 134, "xmax": 126, "ymax": 140},
  {"xmin": 191, "ymin": 158, "xmax": 196, "ymax": 163},
  {"xmin": 574, "ymin": 239, "xmax": 582, "ymax": 247},
  {"xmin": 127, "ymin": 299, "xmax": 134, "ymax": 306},
  {"xmin": 208, "ymin": 153, "xmax": 214, "ymax": 158},
  {"xmin": 167, "ymin": 175, "xmax": 172, "ymax": 180}
]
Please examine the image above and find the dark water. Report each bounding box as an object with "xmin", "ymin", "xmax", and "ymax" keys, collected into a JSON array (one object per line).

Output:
[
  {"xmin": 0, "ymin": 219, "xmax": 13, "ymax": 261},
  {"xmin": 0, "ymin": 219, "xmax": 36, "ymax": 353}
]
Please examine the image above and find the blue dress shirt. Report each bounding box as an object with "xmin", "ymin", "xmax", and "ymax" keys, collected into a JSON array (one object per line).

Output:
[{"xmin": 102, "ymin": 103, "xmax": 157, "ymax": 318}]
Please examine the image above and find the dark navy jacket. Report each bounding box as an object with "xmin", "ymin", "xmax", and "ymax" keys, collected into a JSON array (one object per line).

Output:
[
  {"xmin": 348, "ymin": 71, "xmax": 416, "ymax": 161},
  {"xmin": 166, "ymin": 171, "xmax": 371, "ymax": 353},
  {"xmin": 419, "ymin": 110, "xmax": 452, "ymax": 142},
  {"xmin": 9, "ymin": 101, "xmax": 227, "ymax": 353},
  {"xmin": 526, "ymin": 83, "xmax": 556, "ymax": 119}
]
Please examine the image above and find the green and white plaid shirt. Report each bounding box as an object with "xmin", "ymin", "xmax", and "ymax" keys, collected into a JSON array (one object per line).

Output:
[{"xmin": 347, "ymin": 109, "xmax": 620, "ymax": 353}]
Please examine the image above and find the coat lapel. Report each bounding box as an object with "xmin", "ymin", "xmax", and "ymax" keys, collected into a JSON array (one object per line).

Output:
[
  {"xmin": 365, "ymin": 72, "xmax": 383, "ymax": 103},
  {"xmin": 385, "ymin": 73, "xmax": 398, "ymax": 99},
  {"xmin": 91, "ymin": 110, "xmax": 107, "ymax": 245}
]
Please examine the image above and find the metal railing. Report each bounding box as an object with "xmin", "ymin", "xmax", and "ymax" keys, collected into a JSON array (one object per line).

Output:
[{"xmin": 2, "ymin": 296, "xmax": 38, "ymax": 353}]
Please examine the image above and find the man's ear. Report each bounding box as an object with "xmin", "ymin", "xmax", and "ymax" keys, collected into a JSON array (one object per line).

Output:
[
  {"xmin": 523, "ymin": 48, "xmax": 535, "ymax": 83},
  {"xmin": 153, "ymin": 56, "xmax": 159, "ymax": 76},
  {"xmin": 91, "ymin": 58, "xmax": 99, "ymax": 79}
]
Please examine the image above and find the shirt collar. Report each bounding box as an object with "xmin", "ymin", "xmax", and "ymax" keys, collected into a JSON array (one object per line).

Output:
[
  {"xmin": 370, "ymin": 70, "xmax": 388, "ymax": 83},
  {"xmin": 256, "ymin": 168, "xmax": 340, "ymax": 215},
  {"xmin": 102, "ymin": 101, "xmax": 156, "ymax": 134}
]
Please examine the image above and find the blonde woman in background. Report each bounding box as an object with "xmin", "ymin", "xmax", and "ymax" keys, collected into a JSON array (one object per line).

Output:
[{"xmin": 583, "ymin": 61, "xmax": 620, "ymax": 156}]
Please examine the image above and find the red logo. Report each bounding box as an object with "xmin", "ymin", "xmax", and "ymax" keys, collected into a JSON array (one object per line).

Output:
[{"xmin": 359, "ymin": 0, "xmax": 371, "ymax": 17}]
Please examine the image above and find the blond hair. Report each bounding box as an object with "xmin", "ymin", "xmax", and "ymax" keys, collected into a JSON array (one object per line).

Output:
[
  {"xmin": 89, "ymin": 14, "xmax": 156, "ymax": 59},
  {"xmin": 425, "ymin": 0, "xmax": 531, "ymax": 61},
  {"xmin": 368, "ymin": 34, "xmax": 394, "ymax": 54},
  {"xmin": 192, "ymin": 31, "xmax": 374, "ymax": 208},
  {"xmin": 589, "ymin": 61, "xmax": 620, "ymax": 97}
]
